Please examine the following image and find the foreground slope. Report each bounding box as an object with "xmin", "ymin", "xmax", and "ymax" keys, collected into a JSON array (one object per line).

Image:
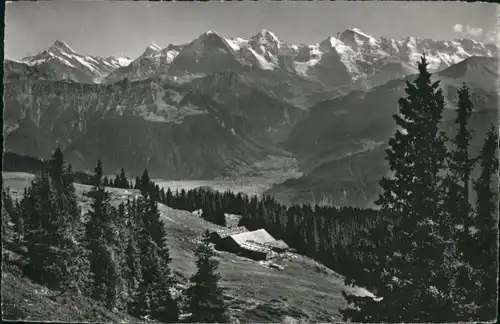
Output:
[{"xmin": 3, "ymin": 172, "xmax": 372, "ymax": 322}]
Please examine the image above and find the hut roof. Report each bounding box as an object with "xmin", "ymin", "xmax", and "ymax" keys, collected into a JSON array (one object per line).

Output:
[
  {"xmin": 263, "ymin": 239, "xmax": 289, "ymax": 250},
  {"xmin": 231, "ymin": 229, "xmax": 275, "ymax": 246},
  {"xmin": 214, "ymin": 226, "xmax": 248, "ymax": 239},
  {"xmin": 239, "ymin": 241, "xmax": 272, "ymax": 254}
]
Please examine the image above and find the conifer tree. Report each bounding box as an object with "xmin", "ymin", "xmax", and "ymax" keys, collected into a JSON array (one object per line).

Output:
[
  {"xmin": 144, "ymin": 196, "xmax": 178, "ymax": 322},
  {"xmin": 94, "ymin": 160, "xmax": 103, "ymax": 184},
  {"xmin": 341, "ymin": 55, "xmax": 470, "ymax": 322},
  {"xmin": 185, "ymin": 230, "xmax": 228, "ymax": 323},
  {"xmin": 134, "ymin": 176, "xmax": 141, "ymax": 190},
  {"xmin": 1, "ymin": 187, "xmax": 14, "ymax": 243},
  {"xmin": 448, "ymin": 84, "xmax": 475, "ymax": 246},
  {"xmin": 471, "ymin": 125, "xmax": 499, "ymax": 320},
  {"xmin": 140, "ymin": 169, "xmax": 151, "ymax": 197},
  {"xmin": 49, "ymin": 148, "xmax": 65, "ymax": 191},
  {"xmin": 85, "ymin": 160, "xmax": 121, "ymax": 309},
  {"xmin": 119, "ymin": 168, "xmax": 129, "ymax": 188},
  {"xmin": 12, "ymin": 196, "xmax": 24, "ymax": 244}
]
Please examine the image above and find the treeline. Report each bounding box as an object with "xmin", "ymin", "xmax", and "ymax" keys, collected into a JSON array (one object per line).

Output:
[
  {"xmin": 102, "ymin": 168, "xmax": 133, "ymax": 189},
  {"xmin": 1, "ymin": 151, "xmax": 229, "ymax": 323},
  {"xmin": 2, "ymin": 152, "xmax": 93, "ymax": 185}
]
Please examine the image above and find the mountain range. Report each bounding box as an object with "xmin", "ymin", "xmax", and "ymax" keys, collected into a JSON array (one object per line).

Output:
[{"xmin": 3, "ymin": 28, "xmax": 498, "ymax": 206}]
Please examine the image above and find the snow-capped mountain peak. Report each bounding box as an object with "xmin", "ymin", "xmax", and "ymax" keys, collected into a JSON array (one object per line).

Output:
[
  {"xmin": 148, "ymin": 43, "xmax": 162, "ymax": 51},
  {"xmin": 205, "ymin": 30, "xmax": 218, "ymax": 36},
  {"xmin": 251, "ymin": 29, "xmax": 282, "ymax": 49},
  {"xmin": 48, "ymin": 40, "xmax": 76, "ymax": 54},
  {"xmin": 140, "ymin": 43, "xmax": 163, "ymax": 58},
  {"xmin": 20, "ymin": 40, "xmax": 137, "ymax": 83},
  {"xmin": 339, "ymin": 28, "xmax": 379, "ymax": 49}
]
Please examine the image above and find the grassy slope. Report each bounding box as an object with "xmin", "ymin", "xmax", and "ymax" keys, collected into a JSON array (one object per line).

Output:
[
  {"xmin": 2, "ymin": 265, "xmax": 143, "ymax": 323},
  {"xmin": 2, "ymin": 171, "xmax": 370, "ymax": 323}
]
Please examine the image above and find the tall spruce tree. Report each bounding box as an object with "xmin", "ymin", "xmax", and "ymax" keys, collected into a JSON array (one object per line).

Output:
[
  {"xmin": 94, "ymin": 160, "xmax": 103, "ymax": 185},
  {"xmin": 119, "ymin": 168, "xmax": 129, "ymax": 189},
  {"xmin": 448, "ymin": 84, "xmax": 475, "ymax": 246},
  {"xmin": 144, "ymin": 196, "xmax": 178, "ymax": 322},
  {"xmin": 185, "ymin": 230, "xmax": 228, "ymax": 323},
  {"xmin": 341, "ymin": 55, "xmax": 470, "ymax": 322},
  {"xmin": 472, "ymin": 125, "xmax": 499, "ymax": 320},
  {"xmin": 140, "ymin": 169, "xmax": 152, "ymax": 197},
  {"xmin": 85, "ymin": 160, "xmax": 121, "ymax": 309},
  {"xmin": 1, "ymin": 187, "xmax": 14, "ymax": 243}
]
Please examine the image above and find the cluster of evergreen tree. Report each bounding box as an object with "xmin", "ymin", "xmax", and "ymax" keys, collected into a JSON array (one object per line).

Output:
[
  {"xmin": 101, "ymin": 168, "xmax": 132, "ymax": 189},
  {"xmin": 12, "ymin": 149, "xmax": 87, "ymax": 290},
  {"xmin": 339, "ymin": 56, "xmax": 499, "ymax": 322},
  {"xmin": 4, "ymin": 153, "xmax": 229, "ymax": 323}
]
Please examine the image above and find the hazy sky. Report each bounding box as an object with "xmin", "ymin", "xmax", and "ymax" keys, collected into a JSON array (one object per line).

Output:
[{"xmin": 4, "ymin": 1, "xmax": 499, "ymax": 60}]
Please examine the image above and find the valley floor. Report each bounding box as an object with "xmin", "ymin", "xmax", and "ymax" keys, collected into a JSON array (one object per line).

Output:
[
  {"xmin": 2, "ymin": 171, "xmax": 373, "ymax": 322},
  {"xmin": 154, "ymin": 155, "xmax": 304, "ymax": 198}
]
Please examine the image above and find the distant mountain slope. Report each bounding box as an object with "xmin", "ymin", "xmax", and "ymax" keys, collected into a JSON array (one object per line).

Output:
[
  {"xmin": 4, "ymin": 60, "xmax": 59, "ymax": 81},
  {"xmin": 266, "ymin": 56, "xmax": 499, "ymax": 207},
  {"xmin": 3, "ymin": 79, "xmax": 283, "ymax": 179},
  {"xmin": 185, "ymin": 70, "xmax": 309, "ymax": 143}
]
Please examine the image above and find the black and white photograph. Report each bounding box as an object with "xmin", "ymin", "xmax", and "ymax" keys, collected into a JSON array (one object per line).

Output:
[{"xmin": 2, "ymin": 1, "xmax": 499, "ymax": 323}]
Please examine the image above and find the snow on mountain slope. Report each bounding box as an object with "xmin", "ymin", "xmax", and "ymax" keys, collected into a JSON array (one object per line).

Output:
[
  {"xmin": 166, "ymin": 31, "xmax": 245, "ymax": 76},
  {"xmin": 21, "ymin": 40, "xmax": 131, "ymax": 83},
  {"xmin": 103, "ymin": 44, "xmax": 184, "ymax": 84}
]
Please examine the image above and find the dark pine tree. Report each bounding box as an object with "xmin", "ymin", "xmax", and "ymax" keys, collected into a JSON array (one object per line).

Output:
[
  {"xmin": 85, "ymin": 160, "xmax": 121, "ymax": 309},
  {"xmin": 114, "ymin": 174, "xmax": 120, "ymax": 188},
  {"xmin": 341, "ymin": 55, "xmax": 470, "ymax": 322},
  {"xmin": 185, "ymin": 230, "xmax": 228, "ymax": 323},
  {"xmin": 447, "ymin": 84, "xmax": 476, "ymax": 251},
  {"xmin": 140, "ymin": 169, "xmax": 151, "ymax": 197},
  {"xmin": 94, "ymin": 160, "xmax": 103, "ymax": 184},
  {"xmin": 471, "ymin": 125, "xmax": 499, "ymax": 321},
  {"xmin": 134, "ymin": 176, "xmax": 141, "ymax": 190},
  {"xmin": 119, "ymin": 168, "xmax": 129, "ymax": 189},
  {"xmin": 1, "ymin": 187, "xmax": 14, "ymax": 243}
]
